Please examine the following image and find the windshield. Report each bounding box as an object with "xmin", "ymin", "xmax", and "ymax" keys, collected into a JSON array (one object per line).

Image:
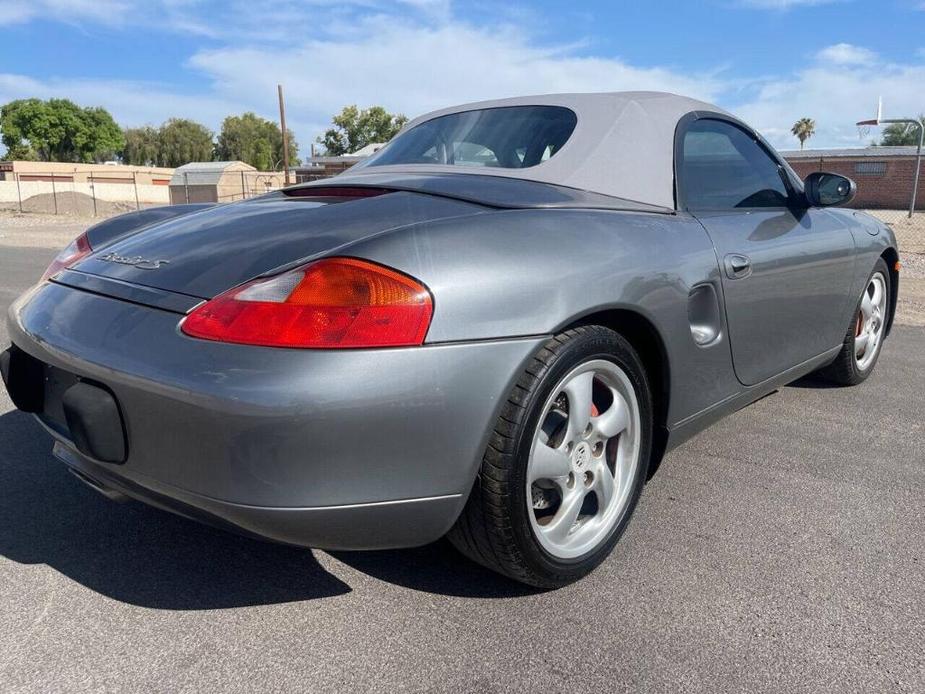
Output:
[{"xmin": 363, "ymin": 106, "xmax": 577, "ymax": 170}]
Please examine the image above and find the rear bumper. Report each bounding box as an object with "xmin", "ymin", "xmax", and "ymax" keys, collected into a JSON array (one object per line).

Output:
[
  {"xmin": 51, "ymin": 441, "xmax": 465, "ymax": 549},
  {"xmin": 6, "ymin": 281, "xmax": 544, "ymax": 549}
]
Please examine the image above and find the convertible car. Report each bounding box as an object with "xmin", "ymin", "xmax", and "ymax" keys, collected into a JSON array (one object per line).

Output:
[{"xmin": 2, "ymin": 92, "xmax": 898, "ymax": 587}]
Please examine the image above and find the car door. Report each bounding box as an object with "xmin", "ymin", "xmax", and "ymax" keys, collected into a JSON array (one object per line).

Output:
[{"xmin": 678, "ymin": 116, "xmax": 856, "ymax": 386}]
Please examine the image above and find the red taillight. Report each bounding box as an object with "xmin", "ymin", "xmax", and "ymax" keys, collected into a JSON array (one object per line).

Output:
[
  {"xmin": 41, "ymin": 232, "xmax": 92, "ymax": 282},
  {"xmin": 180, "ymin": 257, "xmax": 433, "ymax": 349}
]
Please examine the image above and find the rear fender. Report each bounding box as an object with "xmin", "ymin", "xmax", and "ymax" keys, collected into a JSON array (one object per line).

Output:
[{"xmin": 344, "ymin": 208, "xmax": 739, "ymax": 429}]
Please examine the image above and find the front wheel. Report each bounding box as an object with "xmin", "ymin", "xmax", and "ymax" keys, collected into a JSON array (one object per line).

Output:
[
  {"xmin": 447, "ymin": 326, "xmax": 652, "ymax": 588},
  {"xmin": 816, "ymin": 257, "xmax": 891, "ymax": 386}
]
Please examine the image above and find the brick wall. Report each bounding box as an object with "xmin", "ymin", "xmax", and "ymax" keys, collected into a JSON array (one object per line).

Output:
[{"xmin": 785, "ymin": 155, "xmax": 924, "ymax": 210}]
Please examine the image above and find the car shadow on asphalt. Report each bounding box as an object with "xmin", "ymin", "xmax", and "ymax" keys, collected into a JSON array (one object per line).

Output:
[
  {"xmin": 786, "ymin": 374, "xmax": 843, "ymax": 389},
  {"xmin": 0, "ymin": 410, "xmax": 535, "ymax": 608},
  {"xmin": 331, "ymin": 544, "xmax": 540, "ymax": 599},
  {"xmin": 0, "ymin": 409, "xmax": 351, "ymax": 608}
]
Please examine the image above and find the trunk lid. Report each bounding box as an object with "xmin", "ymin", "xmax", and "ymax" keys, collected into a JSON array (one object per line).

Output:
[{"xmin": 71, "ymin": 191, "xmax": 485, "ymax": 299}]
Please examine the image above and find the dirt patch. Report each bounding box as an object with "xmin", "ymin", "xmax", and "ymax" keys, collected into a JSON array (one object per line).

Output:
[
  {"xmin": 0, "ymin": 204, "xmax": 166, "ymax": 249},
  {"xmin": 0, "ymin": 210, "xmax": 111, "ymax": 249},
  {"xmin": 896, "ymin": 252, "xmax": 925, "ymax": 327},
  {"xmin": 4, "ymin": 191, "xmax": 141, "ymax": 217},
  {"xmin": 896, "ymin": 277, "xmax": 925, "ymax": 327},
  {"xmin": 900, "ymin": 251, "xmax": 925, "ymax": 278}
]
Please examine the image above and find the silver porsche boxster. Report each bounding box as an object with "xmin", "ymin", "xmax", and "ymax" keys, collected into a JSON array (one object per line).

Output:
[{"xmin": 2, "ymin": 92, "xmax": 899, "ymax": 587}]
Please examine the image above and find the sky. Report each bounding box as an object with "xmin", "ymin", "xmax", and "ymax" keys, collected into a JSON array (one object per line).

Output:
[{"xmin": 0, "ymin": 0, "xmax": 923, "ymax": 155}]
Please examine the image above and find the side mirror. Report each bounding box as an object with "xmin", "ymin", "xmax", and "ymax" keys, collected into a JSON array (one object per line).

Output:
[{"xmin": 804, "ymin": 171, "xmax": 856, "ymax": 207}]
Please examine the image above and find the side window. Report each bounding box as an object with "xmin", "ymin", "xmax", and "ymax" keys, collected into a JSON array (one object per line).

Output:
[{"xmin": 680, "ymin": 119, "xmax": 790, "ymax": 211}]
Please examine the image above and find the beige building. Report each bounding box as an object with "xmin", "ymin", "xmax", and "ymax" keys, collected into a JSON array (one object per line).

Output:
[
  {"xmin": 0, "ymin": 160, "xmax": 174, "ymax": 185},
  {"xmin": 169, "ymin": 161, "xmax": 287, "ymax": 204}
]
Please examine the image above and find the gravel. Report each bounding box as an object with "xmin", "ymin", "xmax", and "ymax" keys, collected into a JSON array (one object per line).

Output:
[
  {"xmin": 0, "ymin": 212, "xmax": 100, "ymax": 249},
  {"xmin": 900, "ymin": 251, "xmax": 925, "ymax": 278},
  {"xmin": 0, "ymin": 192, "xmax": 149, "ymax": 217}
]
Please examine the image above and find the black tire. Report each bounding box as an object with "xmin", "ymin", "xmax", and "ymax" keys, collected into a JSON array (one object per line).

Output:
[
  {"xmin": 815, "ymin": 257, "xmax": 891, "ymax": 386},
  {"xmin": 447, "ymin": 326, "xmax": 653, "ymax": 589}
]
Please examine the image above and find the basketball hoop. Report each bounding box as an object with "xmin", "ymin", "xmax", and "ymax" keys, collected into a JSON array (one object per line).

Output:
[
  {"xmin": 855, "ymin": 96, "xmax": 923, "ymax": 219},
  {"xmin": 857, "ymin": 123, "xmax": 871, "ymax": 141}
]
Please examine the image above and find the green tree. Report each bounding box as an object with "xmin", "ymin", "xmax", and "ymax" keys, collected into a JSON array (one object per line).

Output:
[
  {"xmin": 81, "ymin": 106, "xmax": 124, "ymax": 161},
  {"xmin": 880, "ymin": 115, "xmax": 925, "ymax": 146},
  {"xmin": 0, "ymin": 98, "xmax": 45, "ymax": 159},
  {"xmin": 791, "ymin": 117, "xmax": 816, "ymax": 150},
  {"xmin": 215, "ymin": 112, "xmax": 299, "ymax": 170},
  {"xmin": 156, "ymin": 118, "xmax": 214, "ymax": 167},
  {"xmin": 0, "ymin": 98, "xmax": 124, "ymax": 162},
  {"xmin": 318, "ymin": 105, "xmax": 407, "ymax": 155},
  {"xmin": 121, "ymin": 126, "xmax": 160, "ymax": 166}
]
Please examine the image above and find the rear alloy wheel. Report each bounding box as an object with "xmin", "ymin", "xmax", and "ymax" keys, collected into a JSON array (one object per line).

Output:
[
  {"xmin": 816, "ymin": 257, "xmax": 891, "ymax": 386},
  {"xmin": 527, "ymin": 359, "xmax": 641, "ymax": 560},
  {"xmin": 447, "ymin": 326, "xmax": 652, "ymax": 588}
]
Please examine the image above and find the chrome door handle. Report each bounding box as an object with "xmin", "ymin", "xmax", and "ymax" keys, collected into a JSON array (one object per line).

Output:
[{"xmin": 724, "ymin": 254, "xmax": 752, "ymax": 279}]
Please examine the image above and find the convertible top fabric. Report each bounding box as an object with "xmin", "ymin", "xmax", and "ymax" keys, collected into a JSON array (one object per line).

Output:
[{"xmin": 351, "ymin": 92, "xmax": 729, "ymax": 209}]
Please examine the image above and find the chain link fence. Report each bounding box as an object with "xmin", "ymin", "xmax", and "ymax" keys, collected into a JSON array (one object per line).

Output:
[
  {"xmin": 214, "ymin": 171, "xmax": 287, "ymax": 202},
  {"xmin": 0, "ymin": 170, "xmax": 169, "ymax": 216},
  {"xmin": 162, "ymin": 169, "xmax": 288, "ymax": 205},
  {"xmin": 0, "ymin": 168, "xmax": 289, "ymax": 216},
  {"xmin": 4, "ymin": 166, "xmax": 924, "ymax": 257},
  {"xmin": 785, "ymin": 148, "xmax": 924, "ymax": 255},
  {"xmin": 863, "ymin": 209, "xmax": 925, "ymax": 255}
]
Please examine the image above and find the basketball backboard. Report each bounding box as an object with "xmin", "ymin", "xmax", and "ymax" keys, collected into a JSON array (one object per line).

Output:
[{"xmin": 856, "ymin": 96, "xmax": 883, "ymax": 127}]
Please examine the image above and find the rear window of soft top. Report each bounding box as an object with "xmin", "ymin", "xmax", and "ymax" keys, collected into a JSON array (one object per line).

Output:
[{"xmin": 363, "ymin": 105, "xmax": 577, "ymax": 170}]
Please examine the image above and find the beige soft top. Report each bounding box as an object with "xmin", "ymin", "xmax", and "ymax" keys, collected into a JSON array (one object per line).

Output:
[{"xmin": 351, "ymin": 91, "xmax": 729, "ymax": 209}]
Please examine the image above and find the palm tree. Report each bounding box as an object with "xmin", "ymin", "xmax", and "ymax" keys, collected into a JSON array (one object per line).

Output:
[{"xmin": 791, "ymin": 118, "xmax": 816, "ymax": 150}]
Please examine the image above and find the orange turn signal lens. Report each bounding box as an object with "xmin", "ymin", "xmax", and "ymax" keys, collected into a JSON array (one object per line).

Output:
[{"xmin": 181, "ymin": 257, "xmax": 433, "ymax": 349}]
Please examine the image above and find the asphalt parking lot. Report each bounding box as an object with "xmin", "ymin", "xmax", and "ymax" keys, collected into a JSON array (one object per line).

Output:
[{"xmin": 1, "ymin": 222, "xmax": 923, "ymax": 693}]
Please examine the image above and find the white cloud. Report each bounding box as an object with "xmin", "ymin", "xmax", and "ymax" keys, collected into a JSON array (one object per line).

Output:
[
  {"xmin": 0, "ymin": 3, "xmax": 33, "ymax": 25},
  {"xmin": 0, "ymin": 73, "xmax": 239, "ymax": 134},
  {"xmin": 153, "ymin": 0, "xmax": 456, "ymax": 42},
  {"xmin": 0, "ymin": 0, "xmax": 131, "ymax": 26},
  {"xmin": 0, "ymin": 15, "xmax": 725, "ymax": 154},
  {"xmin": 0, "ymin": 0, "xmax": 446, "ymax": 36},
  {"xmin": 815, "ymin": 43, "xmax": 878, "ymax": 65},
  {"xmin": 732, "ymin": 49, "xmax": 925, "ymax": 149},
  {"xmin": 1, "ymin": 3, "xmax": 921, "ymax": 154},
  {"xmin": 186, "ymin": 17, "xmax": 727, "ymax": 139}
]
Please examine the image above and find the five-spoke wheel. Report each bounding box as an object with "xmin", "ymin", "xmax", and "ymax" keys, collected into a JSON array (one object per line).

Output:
[
  {"xmin": 527, "ymin": 360, "xmax": 641, "ymax": 560},
  {"xmin": 854, "ymin": 271, "xmax": 887, "ymax": 372},
  {"xmin": 815, "ymin": 257, "xmax": 891, "ymax": 386},
  {"xmin": 448, "ymin": 326, "xmax": 652, "ymax": 588}
]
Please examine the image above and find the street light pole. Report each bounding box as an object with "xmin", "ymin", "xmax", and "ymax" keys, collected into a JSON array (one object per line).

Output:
[{"xmin": 905, "ymin": 120, "xmax": 923, "ymax": 219}]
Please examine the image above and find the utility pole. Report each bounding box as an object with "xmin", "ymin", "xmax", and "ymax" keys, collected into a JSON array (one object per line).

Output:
[{"xmin": 278, "ymin": 84, "xmax": 291, "ymax": 185}]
